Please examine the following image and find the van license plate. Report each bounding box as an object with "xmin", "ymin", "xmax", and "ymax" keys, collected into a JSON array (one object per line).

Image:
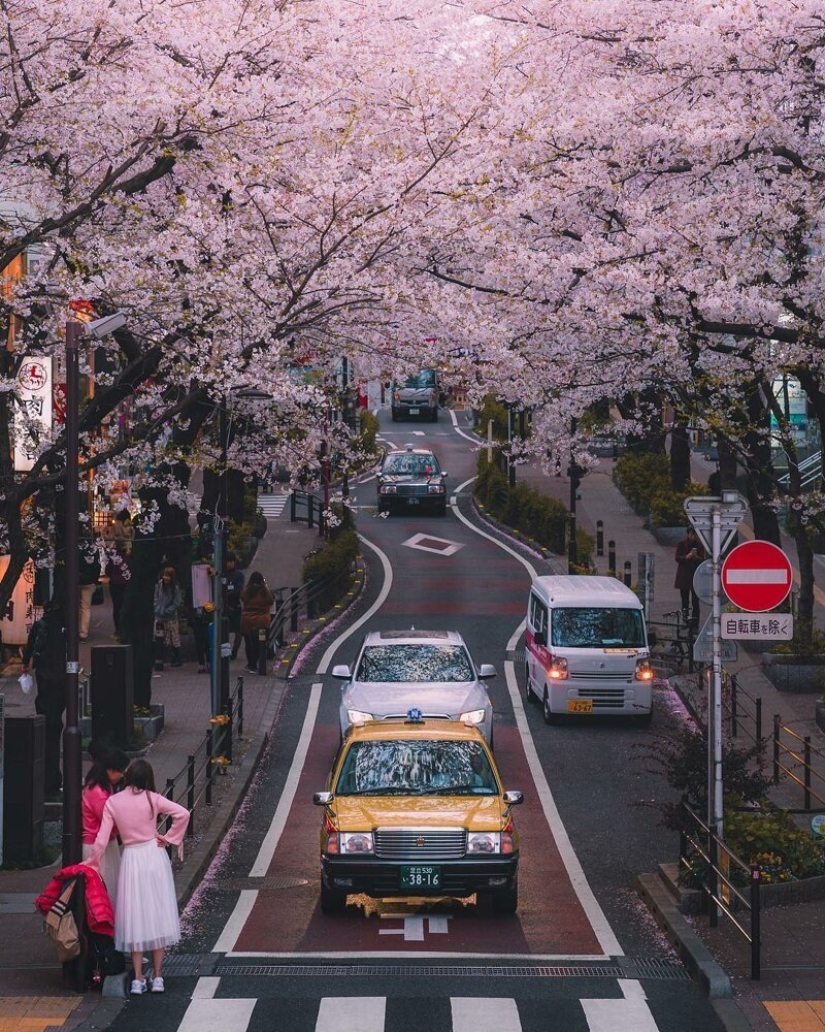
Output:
[
  {"xmin": 400, "ymin": 865, "xmax": 441, "ymax": 889},
  {"xmin": 408, "ymin": 407, "xmax": 420, "ymax": 415},
  {"xmin": 568, "ymin": 699, "xmax": 593, "ymax": 713}
]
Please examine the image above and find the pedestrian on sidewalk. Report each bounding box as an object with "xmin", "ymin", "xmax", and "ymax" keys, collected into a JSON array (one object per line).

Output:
[
  {"xmin": 21, "ymin": 599, "xmax": 66, "ymax": 798},
  {"xmin": 224, "ymin": 551, "xmax": 245, "ymax": 659},
  {"xmin": 240, "ymin": 570, "xmax": 274, "ymax": 673},
  {"xmin": 82, "ymin": 744, "xmax": 129, "ymax": 901},
  {"xmin": 79, "ymin": 527, "xmax": 101, "ymax": 642},
  {"xmin": 674, "ymin": 527, "xmax": 705, "ymax": 629},
  {"xmin": 153, "ymin": 566, "xmax": 182, "ymax": 667},
  {"xmin": 89, "ymin": 758, "xmax": 190, "ymax": 996}
]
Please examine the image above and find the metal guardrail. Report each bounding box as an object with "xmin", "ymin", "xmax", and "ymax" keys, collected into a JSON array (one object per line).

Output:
[
  {"xmin": 161, "ymin": 675, "xmax": 245, "ymax": 842},
  {"xmin": 723, "ymin": 670, "xmax": 825, "ymax": 811},
  {"xmin": 268, "ymin": 564, "xmax": 354, "ymax": 651},
  {"xmin": 679, "ymin": 801, "xmax": 762, "ymax": 980},
  {"xmin": 778, "ymin": 450, "xmax": 822, "ymax": 491}
]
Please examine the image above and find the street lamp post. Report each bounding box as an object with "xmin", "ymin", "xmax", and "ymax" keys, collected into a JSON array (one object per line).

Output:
[
  {"xmin": 62, "ymin": 311, "xmax": 126, "ymax": 866},
  {"xmin": 62, "ymin": 320, "xmax": 82, "ymax": 866}
]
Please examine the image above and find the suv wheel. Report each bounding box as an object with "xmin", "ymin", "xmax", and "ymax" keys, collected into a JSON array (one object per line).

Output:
[{"xmin": 524, "ymin": 666, "xmax": 534, "ymax": 704}]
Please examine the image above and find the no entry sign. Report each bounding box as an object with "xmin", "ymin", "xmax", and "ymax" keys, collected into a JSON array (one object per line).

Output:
[{"xmin": 721, "ymin": 540, "xmax": 793, "ymax": 612}]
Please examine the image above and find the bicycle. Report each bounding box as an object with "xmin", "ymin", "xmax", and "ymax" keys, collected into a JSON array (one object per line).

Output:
[{"xmin": 651, "ymin": 609, "xmax": 699, "ymax": 672}]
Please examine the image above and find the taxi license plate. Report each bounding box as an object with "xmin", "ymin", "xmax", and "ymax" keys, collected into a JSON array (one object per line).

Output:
[
  {"xmin": 400, "ymin": 865, "xmax": 441, "ymax": 889},
  {"xmin": 568, "ymin": 699, "xmax": 594, "ymax": 713},
  {"xmin": 408, "ymin": 407, "xmax": 420, "ymax": 415}
]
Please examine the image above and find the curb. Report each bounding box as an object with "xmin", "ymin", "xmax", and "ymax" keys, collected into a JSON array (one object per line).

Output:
[{"xmin": 635, "ymin": 872, "xmax": 732, "ymax": 999}]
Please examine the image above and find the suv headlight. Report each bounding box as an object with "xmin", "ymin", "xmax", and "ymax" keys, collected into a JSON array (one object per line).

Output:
[
  {"xmin": 347, "ymin": 709, "xmax": 373, "ymax": 724},
  {"xmin": 635, "ymin": 658, "xmax": 654, "ymax": 681},
  {"xmin": 459, "ymin": 708, "xmax": 486, "ymax": 725}
]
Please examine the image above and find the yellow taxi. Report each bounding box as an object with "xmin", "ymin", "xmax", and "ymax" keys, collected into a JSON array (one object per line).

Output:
[{"xmin": 313, "ymin": 712, "xmax": 523, "ymax": 914}]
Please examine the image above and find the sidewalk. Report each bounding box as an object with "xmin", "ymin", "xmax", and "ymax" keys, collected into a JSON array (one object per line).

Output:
[
  {"xmin": 515, "ymin": 449, "xmax": 825, "ymax": 1031},
  {"xmin": 0, "ymin": 502, "xmax": 325, "ymax": 1030}
]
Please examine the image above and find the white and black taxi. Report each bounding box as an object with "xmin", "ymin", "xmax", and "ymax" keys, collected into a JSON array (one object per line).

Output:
[
  {"xmin": 313, "ymin": 714, "xmax": 523, "ymax": 915},
  {"xmin": 376, "ymin": 444, "xmax": 448, "ymax": 516}
]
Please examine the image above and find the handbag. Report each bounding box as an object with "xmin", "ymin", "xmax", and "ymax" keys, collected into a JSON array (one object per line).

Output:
[
  {"xmin": 91, "ymin": 582, "xmax": 104, "ymax": 606},
  {"xmin": 44, "ymin": 878, "xmax": 82, "ymax": 962}
]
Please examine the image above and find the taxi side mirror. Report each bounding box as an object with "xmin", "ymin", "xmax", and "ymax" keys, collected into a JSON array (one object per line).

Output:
[
  {"xmin": 313, "ymin": 791, "xmax": 333, "ymax": 806},
  {"xmin": 503, "ymin": 791, "xmax": 523, "ymax": 806}
]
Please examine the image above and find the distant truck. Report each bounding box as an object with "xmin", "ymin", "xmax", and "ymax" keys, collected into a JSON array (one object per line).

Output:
[{"xmin": 391, "ymin": 369, "xmax": 441, "ymax": 422}]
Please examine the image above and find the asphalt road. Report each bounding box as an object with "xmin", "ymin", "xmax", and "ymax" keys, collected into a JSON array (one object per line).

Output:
[{"xmin": 100, "ymin": 411, "xmax": 728, "ymax": 1032}]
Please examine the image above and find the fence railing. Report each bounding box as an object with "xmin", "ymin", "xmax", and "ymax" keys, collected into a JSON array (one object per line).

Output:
[
  {"xmin": 268, "ymin": 563, "xmax": 354, "ymax": 651},
  {"xmin": 290, "ymin": 489, "xmax": 327, "ymax": 535},
  {"xmin": 160, "ymin": 674, "xmax": 245, "ymax": 843},
  {"xmin": 723, "ymin": 670, "xmax": 825, "ymax": 811},
  {"xmin": 679, "ymin": 801, "xmax": 762, "ymax": 980}
]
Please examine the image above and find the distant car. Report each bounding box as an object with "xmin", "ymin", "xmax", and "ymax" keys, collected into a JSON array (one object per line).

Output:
[
  {"xmin": 376, "ymin": 444, "xmax": 448, "ymax": 515},
  {"xmin": 313, "ymin": 716, "xmax": 523, "ymax": 914},
  {"xmin": 391, "ymin": 369, "xmax": 440, "ymax": 421},
  {"xmin": 332, "ymin": 628, "xmax": 496, "ymax": 743}
]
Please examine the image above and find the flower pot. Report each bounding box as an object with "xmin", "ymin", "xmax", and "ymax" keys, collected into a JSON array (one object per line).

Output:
[{"xmin": 762, "ymin": 654, "xmax": 825, "ymax": 693}]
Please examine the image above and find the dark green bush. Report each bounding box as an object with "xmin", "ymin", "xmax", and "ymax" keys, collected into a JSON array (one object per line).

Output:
[
  {"xmin": 302, "ymin": 503, "xmax": 359, "ymax": 613},
  {"xmin": 649, "ymin": 479, "xmax": 708, "ymax": 527},
  {"xmin": 473, "ymin": 453, "xmax": 570, "ymax": 557},
  {"xmin": 613, "ymin": 452, "xmax": 669, "ymax": 515}
]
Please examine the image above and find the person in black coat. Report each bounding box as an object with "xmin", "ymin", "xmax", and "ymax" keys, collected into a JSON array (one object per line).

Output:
[
  {"xmin": 79, "ymin": 530, "xmax": 101, "ymax": 641},
  {"xmin": 224, "ymin": 552, "xmax": 245, "ymax": 660},
  {"xmin": 674, "ymin": 527, "xmax": 706, "ymax": 629},
  {"xmin": 22, "ymin": 601, "xmax": 67, "ymax": 797}
]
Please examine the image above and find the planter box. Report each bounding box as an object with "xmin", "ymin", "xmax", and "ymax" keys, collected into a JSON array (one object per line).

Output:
[
  {"xmin": 816, "ymin": 700, "xmax": 825, "ymax": 734},
  {"xmin": 762, "ymin": 654, "xmax": 825, "ymax": 693},
  {"xmin": 135, "ymin": 703, "xmax": 165, "ymax": 742}
]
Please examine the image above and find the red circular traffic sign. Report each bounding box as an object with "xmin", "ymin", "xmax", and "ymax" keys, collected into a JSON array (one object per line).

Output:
[{"xmin": 721, "ymin": 540, "xmax": 793, "ymax": 612}]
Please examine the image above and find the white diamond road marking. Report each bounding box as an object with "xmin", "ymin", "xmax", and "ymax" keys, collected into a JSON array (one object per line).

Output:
[{"xmin": 404, "ymin": 532, "xmax": 464, "ymax": 556}]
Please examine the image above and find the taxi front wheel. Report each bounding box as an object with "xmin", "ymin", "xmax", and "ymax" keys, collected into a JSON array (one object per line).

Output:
[
  {"xmin": 489, "ymin": 880, "xmax": 519, "ymax": 915},
  {"xmin": 320, "ymin": 879, "xmax": 348, "ymax": 914}
]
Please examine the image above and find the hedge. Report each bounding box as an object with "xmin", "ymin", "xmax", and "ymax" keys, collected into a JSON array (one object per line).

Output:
[{"xmin": 301, "ymin": 504, "xmax": 360, "ymax": 613}]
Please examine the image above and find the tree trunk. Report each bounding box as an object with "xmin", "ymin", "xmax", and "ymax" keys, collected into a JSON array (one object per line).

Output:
[{"xmin": 670, "ymin": 422, "xmax": 691, "ymax": 491}]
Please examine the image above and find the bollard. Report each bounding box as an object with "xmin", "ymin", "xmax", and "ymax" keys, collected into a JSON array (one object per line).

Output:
[
  {"xmin": 596, "ymin": 520, "xmax": 604, "ymax": 557},
  {"xmin": 153, "ymin": 619, "xmax": 165, "ymax": 671},
  {"xmin": 623, "ymin": 560, "xmax": 632, "ymax": 587},
  {"xmin": 257, "ymin": 628, "xmax": 267, "ymax": 675},
  {"xmin": 608, "ymin": 540, "xmax": 616, "ymax": 574}
]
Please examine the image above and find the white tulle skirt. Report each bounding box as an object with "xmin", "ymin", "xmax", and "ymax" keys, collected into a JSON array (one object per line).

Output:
[
  {"xmin": 82, "ymin": 840, "xmax": 121, "ymax": 905},
  {"xmin": 114, "ymin": 839, "xmax": 181, "ymax": 953}
]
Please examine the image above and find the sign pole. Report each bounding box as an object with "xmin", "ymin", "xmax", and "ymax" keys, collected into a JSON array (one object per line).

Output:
[{"xmin": 711, "ymin": 504, "xmax": 723, "ymax": 843}]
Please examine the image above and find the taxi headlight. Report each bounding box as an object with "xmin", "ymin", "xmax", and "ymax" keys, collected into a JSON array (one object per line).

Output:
[
  {"xmin": 467, "ymin": 832, "xmax": 501, "ymax": 854},
  {"xmin": 379, "ymin": 483, "xmax": 397, "ymax": 495},
  {"xmin": 459, "ymin": 708, "xmax": 486, "ymax": 725},
  {"xmin": 346, "ymin": 709, "xmax": 373, "ymax": 724},
  {"xmin": 339, "ymin": 832, "xmax": 374, "ymax": 855},
  {"xmin": 428, "ymin": 483, "xmax": 445, "ymax": 495}
]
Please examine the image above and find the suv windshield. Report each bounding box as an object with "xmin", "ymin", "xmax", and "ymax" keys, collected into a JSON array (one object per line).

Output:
[
  {"xmin": 551, "ymin": 607, "xmax": 646, "ymax": 648},
  {"xmin": 356, "ymin": 644, "xmax": 473, "ymax": 682},
  {"xmin": 335, "ymin": 739, "xmax": 496, "ymax": 795},
  {"xmin": 381, "ymin": 453, "xmax": 439, "ymax": 477}
]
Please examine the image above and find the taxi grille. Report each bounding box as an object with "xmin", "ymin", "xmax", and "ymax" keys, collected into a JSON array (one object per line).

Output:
[{"xmin": 374, "ymin": 828, "xmax": 466, "ymax": 860}]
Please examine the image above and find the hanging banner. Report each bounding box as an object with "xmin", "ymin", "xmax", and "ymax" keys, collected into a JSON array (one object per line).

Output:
[
  {"xmin": 13, "ymin": 356, "xmax": 53, "ymax": 471},
  {"xmin": 0, "ymin": 557, "xmax": 38, "ymax": 646}
]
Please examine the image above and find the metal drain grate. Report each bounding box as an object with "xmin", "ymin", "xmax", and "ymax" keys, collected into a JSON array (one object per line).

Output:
[
  {"xmin": 163, "ymin": 954, "xmax": 210, "ymax": 977},
  {"xmin": 213, "ymin": 959, "xmax": 689, "ymax": 981},
  {"xmin": 214, "ymin": 963, "xmax": 625, "ymax": 979}
]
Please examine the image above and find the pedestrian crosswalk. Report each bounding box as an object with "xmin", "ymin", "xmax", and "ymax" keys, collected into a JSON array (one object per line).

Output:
[
  {"xmin": 160, "ymin": 985, "xmax": 673, "ymax": 1032},
  {"xmin": 257, "ymin": 492, "xmax": 291, "ymax": 519}
]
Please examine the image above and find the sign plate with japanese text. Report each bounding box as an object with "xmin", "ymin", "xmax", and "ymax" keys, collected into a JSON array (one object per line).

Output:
[{"xmin": 721, "ymin": 613, "xmax": 793, "ymax": 641}]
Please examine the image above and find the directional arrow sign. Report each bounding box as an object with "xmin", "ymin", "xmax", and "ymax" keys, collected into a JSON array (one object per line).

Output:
[{"xmin": 721, "ymin": 540, "xmax": 793, "ymax": 613}]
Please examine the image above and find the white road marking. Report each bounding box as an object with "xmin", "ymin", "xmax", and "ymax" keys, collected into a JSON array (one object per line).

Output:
[
  {"xmin": 404, "ymin": 532, "xmax": 464, "ymax": 555},
  {"xmin": 249, "ymin": 683, "xmax": 323, "ymax": 877},
  {"xmin": 192, "ymin": 976, "xmax": 220, "ymax": 999},
  {"xmin": 582, "ymin": 990, "xmax": 658, "ymax": 1031},
  {"xmin": 317, "ymin": 997, "xmax": 386, "ymax": 1032},
  {"xmin": 378, "ymin": 914, "xmax": 451, "ymax": 940},
  {"xmin": 452, "ymin": 997, "xmax": 521, "ymax": 1032},
  {"xmin": 176, "ymin": 998, "xmax": 256, "ymax": 1032},
  {"xmin": 212, "ymin": 890, "xmax": 258, "ymax": 954}
]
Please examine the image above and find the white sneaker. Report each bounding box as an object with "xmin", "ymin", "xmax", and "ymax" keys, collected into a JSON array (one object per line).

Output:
[
  {"xmin": 151, "ymin": 976, "xmax": 165, "ymax": 993},
  {"xmin": 130, "ymin": 978, "xmax": 147, "ymax": 995}
]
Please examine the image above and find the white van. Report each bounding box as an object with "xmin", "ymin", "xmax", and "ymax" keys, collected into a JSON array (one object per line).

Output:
[{"xmin": 524, "ymin": 575, "xmax": 654, "ymax": 725}]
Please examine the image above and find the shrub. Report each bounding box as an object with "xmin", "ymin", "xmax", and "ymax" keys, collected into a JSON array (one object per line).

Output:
[
  {"xmin": 353, "ymin": 409, "xmax": 380, "ymax": 469},
  {"xmin": 649, "ymin": 479, "xmax": 708, "ymax": 527},
  {"xmin": 613, "ymin": 452, "xmax": 669, "ymax": 515},
  {"xmin": 725, "ymin": 807, "xmax": 825, "ymax": 882},
  {"xmin": 473, "ymin": 453, "xmax": 570, "ymax": 557},
  {"xmin": 302, "ymin": 503, "xmax": 359, "ymax": 613}
]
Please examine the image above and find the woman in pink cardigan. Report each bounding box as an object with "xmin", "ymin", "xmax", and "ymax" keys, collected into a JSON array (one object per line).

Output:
[
  {"xmin": 81, "ymin": 745, "xmax": 129, "ymax": 902},
  {"xmin": 91, "ymin": 759, "xmax": 190, "ymax": 995}
]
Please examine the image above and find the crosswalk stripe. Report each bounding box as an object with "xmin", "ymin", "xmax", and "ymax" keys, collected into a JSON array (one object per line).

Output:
[
  {"xmin": 257, "ymin": 493, "xmax": 290, "ymax": 517},
  {"xmin": 581, "ymin": 996, "xmax": 658, "ymax": 1032},
  {"xmin": 177, "ymin": 997, "xmax": 256, "ymax": 1032},
  {"xmin": 452, "ymin": 998, "xmax": 521, "ymax": 1032},
  {"xmin": 316, "ymin": 998, "xmax": 386, "ymax": 1032}
]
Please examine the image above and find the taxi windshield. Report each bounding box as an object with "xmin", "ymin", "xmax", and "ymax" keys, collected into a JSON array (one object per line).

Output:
[
  {"xmin": 356, "ymin": 644, "xmax": 473, "ymax": 683},
  {"xmin": 335, "ymin": 739, "xmax": 497, "ymax": 796},
  {"xmin": 551, "ymin": 607, "xmax": 645, "ymax": 648},
  {"xmin": 381, "ymin": 453, "xmax": 438, "ymax": 477}
]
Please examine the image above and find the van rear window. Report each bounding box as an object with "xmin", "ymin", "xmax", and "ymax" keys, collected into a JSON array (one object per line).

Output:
[{"xmin": 551, "ymin": 607, "xmax": 645, "ymax": 648}]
